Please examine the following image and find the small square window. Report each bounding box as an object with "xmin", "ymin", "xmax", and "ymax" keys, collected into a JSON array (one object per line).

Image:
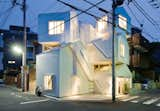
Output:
[
  {"xmin": 118, "ymin": 15, "xmax": 127, "ymax": 30},
  {"xmin": 48, "ymin": 21, "xmax": 64, "ymax": 35}
]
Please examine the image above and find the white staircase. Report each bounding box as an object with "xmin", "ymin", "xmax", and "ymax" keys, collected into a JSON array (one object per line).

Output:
[
  {"xmin": 69, "ymin": 41, "xmax": 111, "ymax": 94},
  {"xmin": 70, "ymin": 42, "xmax": 94, "ymax": 81}
]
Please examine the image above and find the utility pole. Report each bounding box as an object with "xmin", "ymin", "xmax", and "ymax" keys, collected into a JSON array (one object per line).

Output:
[
  {"xmin": 22, "ymin": 0, "xmax": 27, "ymax": 92},
  {"xmin": 112, "ymin": 0, "xmax": 116, "ymax": 103},
  {"xmin": 112, "ymin": 0, "xmax": 124, "ymax": 103}
]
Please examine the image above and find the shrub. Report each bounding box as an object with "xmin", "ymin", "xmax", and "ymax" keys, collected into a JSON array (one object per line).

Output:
[{"xmin": 123, "ymin": 83, "xmax": 130, "ymax": 94}]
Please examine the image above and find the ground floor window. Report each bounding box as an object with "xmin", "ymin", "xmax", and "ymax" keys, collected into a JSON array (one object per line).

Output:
[
  {"xmin": 117, "ymin": 77, "xmax": 131, "ymax": 94},
  {"xmin": 44, "ymin": 75, "xmax": 53, "ymax": 90}
]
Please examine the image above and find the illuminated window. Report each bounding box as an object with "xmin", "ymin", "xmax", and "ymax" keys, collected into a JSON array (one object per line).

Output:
[
  {"xmin": 120, "ymin": 42, "xmax": 125, "ymax": 57},
  {"xmin": 44, "ymin": 75, "xmax": 53, "ymax": 90},
  {"xmin": 48, "ymin": 21, "xmax": 64, "ymax": 35},
  {"xmin": 94, "ymin": 64, "xmax": 110, "ymax": 72},
  {"xmin": 97, "ymin": 16, "xmax": 108, "ymax": 32},
  {"xmin": 118, "ymin": 15, "xmax": 127, "ymax": 30},
  {"xmin": 8, "ymin": 61, "xmax": 15, "ymax": 64}
]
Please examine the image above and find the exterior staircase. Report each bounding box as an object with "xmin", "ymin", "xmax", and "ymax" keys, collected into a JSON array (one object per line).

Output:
[{"xmin": 69, "ymin": 41, "xmax": 111, "ymax": 94}]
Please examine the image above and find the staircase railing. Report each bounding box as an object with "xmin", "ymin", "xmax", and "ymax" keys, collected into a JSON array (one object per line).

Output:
[
  {"xmin": 92, "ymin": 41, "xmax": 111, "ymax": 59},
  {"xmin": 68, "ymin": 44, "xmax": 93, "ymax": 81}
]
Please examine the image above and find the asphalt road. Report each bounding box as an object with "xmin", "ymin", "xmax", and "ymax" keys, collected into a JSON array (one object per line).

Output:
[{"xmin": 0, "ymin": 86, "xmax": 160, "ymax": 111}]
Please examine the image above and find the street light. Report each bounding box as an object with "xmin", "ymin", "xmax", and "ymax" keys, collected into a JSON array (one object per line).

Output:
[
  {"xmin": 13, "ymin": 45, "xmax": 27, "ymax": 92},
  {"xmin": 13, "ymin": 46, "xmax": 23, "ymax": 54},
  {"xmin": 11, "ymin": 0, "xmax": 27, "ymax": 92}
]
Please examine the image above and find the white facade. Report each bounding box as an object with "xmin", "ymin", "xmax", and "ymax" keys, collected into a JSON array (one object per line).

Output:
[{"xmin": 37, "ymin": 8, "xmax": 132, "ymax": 98}]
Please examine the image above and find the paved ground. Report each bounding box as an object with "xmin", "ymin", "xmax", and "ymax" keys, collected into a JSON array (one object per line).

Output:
[{"xmin": 0, "ymin": 86, "xmax": 160, "ymax": 111}]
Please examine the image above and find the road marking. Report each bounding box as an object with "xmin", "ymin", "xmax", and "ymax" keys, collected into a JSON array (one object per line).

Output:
[
  {"xmin": 11, "ymin": 92, "xmax": 15, "ymax": 95},
  {"xmin": 156, "ymin": 103, "xmax": 160, "ymax": 107},
  {"xmin": 20, "ymin": 99, "xmax": 50, "ymax": 105},
  {"xmin": 44, "ymin": 95, "xmax": 61, "ymax": 101},
  {"xmin": 131, "ymin": 100, "xmax": 139, "ymax": 103},
  {"xmin": 143, "ymin": 98, "xmax": 160, "ymax": 105},
  {"xmin": 16, "ymin": 95, "xmax": 22, "ymax": 98},
  {"xmin": 130, "ymin": 97, "xmax": 150, "ymax": 103},
  {"xmin": 121, "ymin": 96, "xmax": 139, "ymax": 102}
]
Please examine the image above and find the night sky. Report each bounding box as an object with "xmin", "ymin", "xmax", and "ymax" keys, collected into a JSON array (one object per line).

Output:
[{"xmin": 0, "ymin": 0, "xmax": 160, "ymax": 41}]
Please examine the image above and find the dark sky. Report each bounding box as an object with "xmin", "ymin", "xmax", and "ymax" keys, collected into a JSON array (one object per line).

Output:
[{"xmin": 0, "ymin": 0, "xmax": 160, "ymax": 42}]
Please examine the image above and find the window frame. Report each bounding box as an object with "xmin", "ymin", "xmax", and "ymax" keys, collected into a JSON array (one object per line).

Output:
[
  {"xmin": 118, "ymin": 15, "xmax": 127, "ymax": 30},
  {"xmin": 48, "ymin": 20, "xmax": 65, "ymax": 35}
]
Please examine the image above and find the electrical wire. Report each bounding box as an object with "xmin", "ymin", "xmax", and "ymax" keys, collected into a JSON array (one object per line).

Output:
[
  {"xmin": 125, "ymin": 2, "xmax": 159, "ymax": 41},
  {"xmin": 35, "ymin": 0, "xmax": 159, "ymax": 42},
  {"xmin": 132, "ymin": 0, "xmax": 160, "ymax": 31},
  {"xmin": 59, "ymin": 0, "xmax": 160, "ymax": 42},
  {"xmin": 126, "ymin": 4, "xmax": 142, "ymax": 26},
  {"xmin": 39, "ymin": 0, "xmax": 106, "ymax": 36},
  {"xmin": 0, "ymin": 7, "xmax": 14, "ymax": 28},
  {"xmin": 30, "ymin": 0, "xmax": 66, "ymax": 30},
  {"xmin": 0, "ymin": 7, "xmax": 13, "ymax": 18}
]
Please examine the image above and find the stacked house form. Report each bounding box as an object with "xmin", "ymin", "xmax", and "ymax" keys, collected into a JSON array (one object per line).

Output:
[{"xmin": 36, "ymin": 7, "xmax": 132, "ymax": 98}]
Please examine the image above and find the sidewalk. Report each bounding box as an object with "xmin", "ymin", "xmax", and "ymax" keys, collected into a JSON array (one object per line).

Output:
[
  {"xmin": 44, "ymin": 93, "xmax": 130, "ymax": 102},
  {"xmin": 5, "ymin": 85, "xmax": 35, "ymax": 95}
]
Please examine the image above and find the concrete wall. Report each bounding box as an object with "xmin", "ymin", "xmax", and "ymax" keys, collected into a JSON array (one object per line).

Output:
[
  {"xmin": 38, "ymin": 12, "xmax": 70, "ymax": 43},
  {"xmin": 36, "ymin": 50, "xmax": 60, "ymax": 97},
  {"xmin": 59, "ymin": 45, "xmax": 91, "ymax": 97},
  {"xmin": 38, "ymin": 11, "xmax": 79, "ymax": 44},
  {"xmin": 116, "ymin": 35, "xmax": 129, "ymax": 65}
]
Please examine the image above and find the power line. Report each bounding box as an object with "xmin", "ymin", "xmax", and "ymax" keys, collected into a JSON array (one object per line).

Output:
[
  {"xmin": 30, "ymin": 0, "xmax": 66, "ymax": 30},
  {"xmin": 34, "ymin": 0, "xmax": 159, "ymax": 42},
  {"xmin": 0, "ymin": 7, "xmax": 13, "ymax": 18},
  {"xmin": 0, "ymin": 7, "xmax": 14, "ymax": 28},
  {"xmin": 82, "ymin": 0, "xmax": 110, "ymax": 14},
  {"xmin": 126, "ymin": 4, "xmax": 142, "ymax": 26},
  {"xmin": 38, "ymin": 0, "xmax": 106, "ymax": 36},
  {"xmin": 132, "ymin": 0, "xmax": 160, "ymax": 31},
  {"xmin": 125, "ymin": 2, "xmax": 159, "ymax": 41},
  {"xmin": 80, "ymin": 0, "xmax": 160, "ymax": 42}
]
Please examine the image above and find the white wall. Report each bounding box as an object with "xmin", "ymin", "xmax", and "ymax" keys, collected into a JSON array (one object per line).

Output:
[
  {"xmin": 59, "ymin": 45, "xmax": 91, "ymax": 97},
  {"xmin": 69, "ymin": 11, "xmax": 79, "ymax": 42},
  {"xmin": 80, "ymin": 23, "xmax": 96, "ymax": 44},
  {"xmin": 36, "ymin": 50, "xmax": 60, "ymax": 97}
]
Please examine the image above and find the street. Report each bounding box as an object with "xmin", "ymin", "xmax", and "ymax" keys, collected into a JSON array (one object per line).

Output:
[{"xmin": 0, "ymin": 86, "xmax": 160, "ymax": 111}]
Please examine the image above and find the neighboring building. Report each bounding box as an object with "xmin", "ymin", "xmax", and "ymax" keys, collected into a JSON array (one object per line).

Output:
[
  {"xmin": 0, "ymin": 25, "xmax": 40, "ymax": 77},
  {"xmin": 36, "ymin": 7, "xmax": 132, "ymax": 98},
  {"xmin": 148, "ymin": 42, "xmax": 160, "ymax": 81},
  {"xmin": 128, "ymin": 27, "xmax": 151, "ymax": 82}
]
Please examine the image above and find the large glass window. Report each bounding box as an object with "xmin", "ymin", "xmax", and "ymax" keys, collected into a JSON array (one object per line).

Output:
[
  {"xmin": 48, "ymin": 21, "xmax": 64, "ymax": 35},
  {"xmin": 118, "ymin": 15, "xmax": 127, "ymax": 30},
  {"xmin": 44, "ymin": 75, "xmax": 53, "ymax": 90},
  {"xmin": 97, "ymin": 16, "xmax": 108, "ymax": 32}
]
